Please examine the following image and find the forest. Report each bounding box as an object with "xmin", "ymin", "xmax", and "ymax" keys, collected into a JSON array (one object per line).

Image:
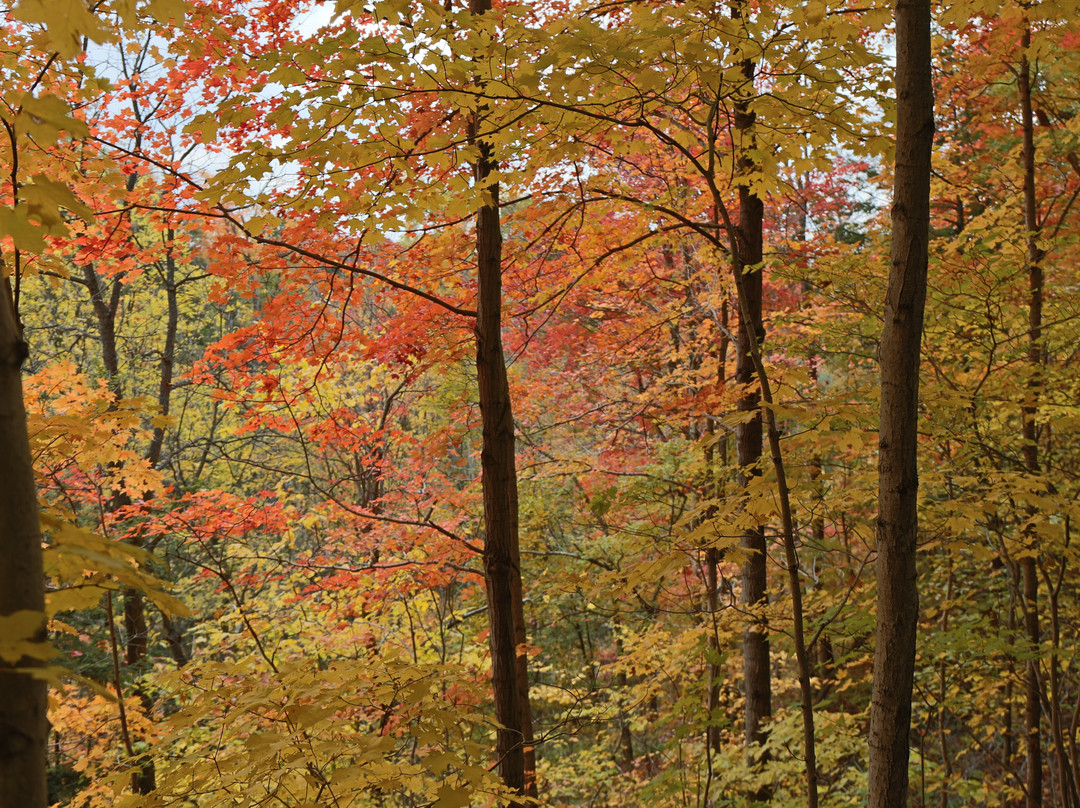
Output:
[{"xmin": 0, "ymin": 0, "xmax": 1077, "ymax": 806}]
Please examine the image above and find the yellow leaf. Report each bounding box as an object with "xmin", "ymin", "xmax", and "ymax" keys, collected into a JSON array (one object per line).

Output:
[
  {"xmin": 0, "ymin": 206, "xmax": 48, "ymax": 252},
  {"xmin": 0, "ymin": 610, "xmax": 50, "ymax": 664},
  {"xmin": 24, "ymin": 174, "xmax": 95, "ymax": 223},
  {"xmin": 16, "ymin": 94, "xmax": 90, "ymax": 145},
  {"xmin": 13, "ymin": 0, "xmax": 114, "ymax": 57},
  {"xmin": 433, "ymin": 783, "xmax": 471, "ymax": 808}
]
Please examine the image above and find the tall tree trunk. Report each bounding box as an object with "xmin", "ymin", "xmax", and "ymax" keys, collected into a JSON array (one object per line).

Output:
[
  {"xmin": 468, "ymin": 0, "xmax": 535, "ymax": 797},
  {"xmin": 1018, "ymin": 20, "xmax": 1044, "ymax": 808},
  {"xmin": 734, "ymin": 44, "xmax": 771, "ymax": 770},
  {"xmin": 83, "ymin": 246, "xmax": 169, "ymax": 793},
  {"xmin": 0, "ymin": 276, "xmax": 47, "ymax": 808},
  {"xmin": 867, "ymin": 1, "xmax": 933, "ymax": 806},
  {"xmin": 146, "ymin": 243, "xmax": 179, "ymax": 471},
  {"xmin": 705, "ymin": 298, "xmax": 729, "ymax": 759}
]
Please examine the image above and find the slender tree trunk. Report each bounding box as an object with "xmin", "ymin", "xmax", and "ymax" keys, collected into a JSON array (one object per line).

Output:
[
  {"xmin": 146, "ymin": 244, "xmax": 179, "ymax": 470},
  {"xmin": 733, "ymin": 21, "xmax": 770, "ymax": 768},
  {"xmin": 0, "ymin": 276, "xmax": 47, "ymax": 808},
  {"xmin": 1046, "ymin": 557, "xmax": 1079, "ymax": 808},
  {"xmin": 1018, "ymin": 21, "xmax": 1044, "ymax": 808},
  {"xmin": 1005, "ymin": 592, "xmax": 1016, "ymax": 788},
  {"xmin": 83, "ymin": 258, "xmax": 159, "ymax": 793},
  {"xmin": 85, "ymin": 237, "xmax": 186, "ymax": 792},
  {"xmin": 705, "ymin": 299, "xmax": 729, "ymax": 758},
  {"xmin": 729, "ymin": 255, "xmax": 819, "ymax": 808},
  {"xmin": 468, "ymin": 0, "xmax": 535, "ymax": 796},
  {"xmin": 938, "ymin": 562, "xmax": 954, "ymax": 808},
  {"xmin": 867, "ymin": 0, "xmax": 933, "ymax": 806}
]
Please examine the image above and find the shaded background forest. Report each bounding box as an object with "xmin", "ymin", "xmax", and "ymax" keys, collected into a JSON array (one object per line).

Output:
[{"xmin": 2, "ymin": 0, "xmax": 1080, "ymax": 806}]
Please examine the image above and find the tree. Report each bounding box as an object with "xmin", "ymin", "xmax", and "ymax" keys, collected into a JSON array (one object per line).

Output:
[
  {"xmin": 0, "ymin": 269, "xmax": 47, "ymax": 808},
  {"xmin": 14, "ymin": 2, "xmax": 1080, "ymax": 808},
  {"xmin": 0, "ymin": 4, "xmax": 101, "ymax": 804},
  {"xmin": 867, "ymin": 0, "xmax": 934, "ymax": 806},
  {"xmin": 468, "ymin": 0, "xmax": 536, "ymax": 796}
]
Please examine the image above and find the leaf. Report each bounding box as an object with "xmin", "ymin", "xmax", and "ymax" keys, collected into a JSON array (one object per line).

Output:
[
  {"xmin": 432, "ymin": 782, "xmax": 472, "ymax": 808},
  {"xmin": 16, "ymin": 94, "xmax": 90, "ymax": 145},
  {"xmin": 0, "ymin": 205, "xmax": 48, "ymax": 252},
  {"xmin": 13, "ymin": 0, "xmax": 114, "ymax": 57},
  {"xmin": 23, "ymin": 174, "xmax": 95, "ymax": 224},
  {"xmin": 42, "ymin": 512, "xmax": 191, "ymax": 618},
  {"xmin": 46, "ymin": 585, "xmax": 107, "ymax": 613},
  {"xmin": 0, "ymin": 610, "xmax": 51, "ymax": 665},
  {"xmin": 144, "ymin": 0, "xmax": 187, "ymax": 24}
]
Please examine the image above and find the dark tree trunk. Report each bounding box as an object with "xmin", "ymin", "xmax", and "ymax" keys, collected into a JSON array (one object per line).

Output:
[
  {"xmin": 705, "ymin": 300, "xmax": 728, "ymax": 758},
  {"xmin": 146, "ymin": 243, "xmax": 179, "ymax": 470},
  {"xmin": 1018, "ymin": 21, "xmax": 1044, "ymax": 808},
  {"xmin": 0, "ymin": 277, "xmax": 47, "ymax": 808},
  {"xmin": 84, "ymin": 250, "xmax": 167, "ymax": 794},
  {"xmin": 468, "ymin": 0, "xmax": 535, "ymax": 797},
  {"xmin": 867, "ymin": 1, "xmax": 933, "ymax": 806},
  {"xmin": 733, "ymin": 43, "xmax": 771, "ymax": 765}
]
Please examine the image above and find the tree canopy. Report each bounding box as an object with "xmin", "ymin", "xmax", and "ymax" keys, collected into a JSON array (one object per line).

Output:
[{"xmin": 2, "ymin": 1, "xmax": 1079, "ymax": 807}]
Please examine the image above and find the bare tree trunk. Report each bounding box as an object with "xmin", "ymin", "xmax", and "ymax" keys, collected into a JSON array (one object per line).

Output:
[
  {"xmin": 0, "ymin": 276, "xmax": 47, "ymax": 808},
  {"xmin": 468, "ymin": 0, "xmax": 535, "ymax": 797},
  {"xmin": 867, "ymin": 0, "xmax": 933, "ymax": 806}
]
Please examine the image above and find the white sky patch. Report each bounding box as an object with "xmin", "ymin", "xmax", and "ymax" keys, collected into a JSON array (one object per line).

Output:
[{"xmin": 292, "ymin": 1, "xmax": 337, "ymax": 34}]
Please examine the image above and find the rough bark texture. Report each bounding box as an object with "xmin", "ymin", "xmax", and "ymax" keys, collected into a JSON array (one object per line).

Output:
[
  {"xmin": 0, "ymin": 279, "xmax": 47, "ymax": 808},
  {"xmin": 469, "ymin": 0, "xmax": 535, "ymax": 796},
  {"xmin": 867, "ymin": 1, "xmax": 933, "ymax": 807}
]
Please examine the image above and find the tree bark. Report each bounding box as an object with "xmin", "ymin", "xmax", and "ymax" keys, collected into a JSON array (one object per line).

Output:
[
  {"xmin": 867, "ymin": 1, "xmax": 933, "ymax": 807},
  {"xmin": 0, "ymin": 276, "xmax": 47, "ymax": 808},
  {"xmin": 468, "ymin": 0, "xmax": 536, "ymax": 797}
]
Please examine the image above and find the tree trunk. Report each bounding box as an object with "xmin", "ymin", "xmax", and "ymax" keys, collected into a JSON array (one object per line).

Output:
[
  {"xmin": 0, "ymin": 277, "xmax": 47, "ymax": 808},
  {"xmin": 733, "ymin": 34, "xmax": 771, "ymax": 766},
  {"xmin": 468, "ymin": 0, "xmax": 536, "ymax": 797},
  {"xmin": 1018, "ymin": 20, "xmax": 1044, "ymax": 808},
  {"xmin": 867, "ymin": 1, "xmax": 933, "ymax": 806},
  {"xmin": 705, "ymin": 298, "xmax": 729, "ymax": 758},
  {"xmin": 83, "ymin": 255, "xmax": 161, "ymax": 794},
  {"xmin": 146, "ymin": 243, "xmax": 179, "ymax": 471}
]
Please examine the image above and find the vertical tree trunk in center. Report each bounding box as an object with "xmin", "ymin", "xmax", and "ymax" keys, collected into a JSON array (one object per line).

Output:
[
  {"xmin": 467, "ymin": 0, "xmax": 536, "ymax": 797},
  {"xmin": 867, "ymin": 0, "xmax": 933, "ymax": 806},
  {"xmin": 733, "ymin": 33, "xmax": 771, "ymax": 764},
  {"xmin": 1018, "ymin": 21, "xmax": 1044, "ymax": 808}
]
